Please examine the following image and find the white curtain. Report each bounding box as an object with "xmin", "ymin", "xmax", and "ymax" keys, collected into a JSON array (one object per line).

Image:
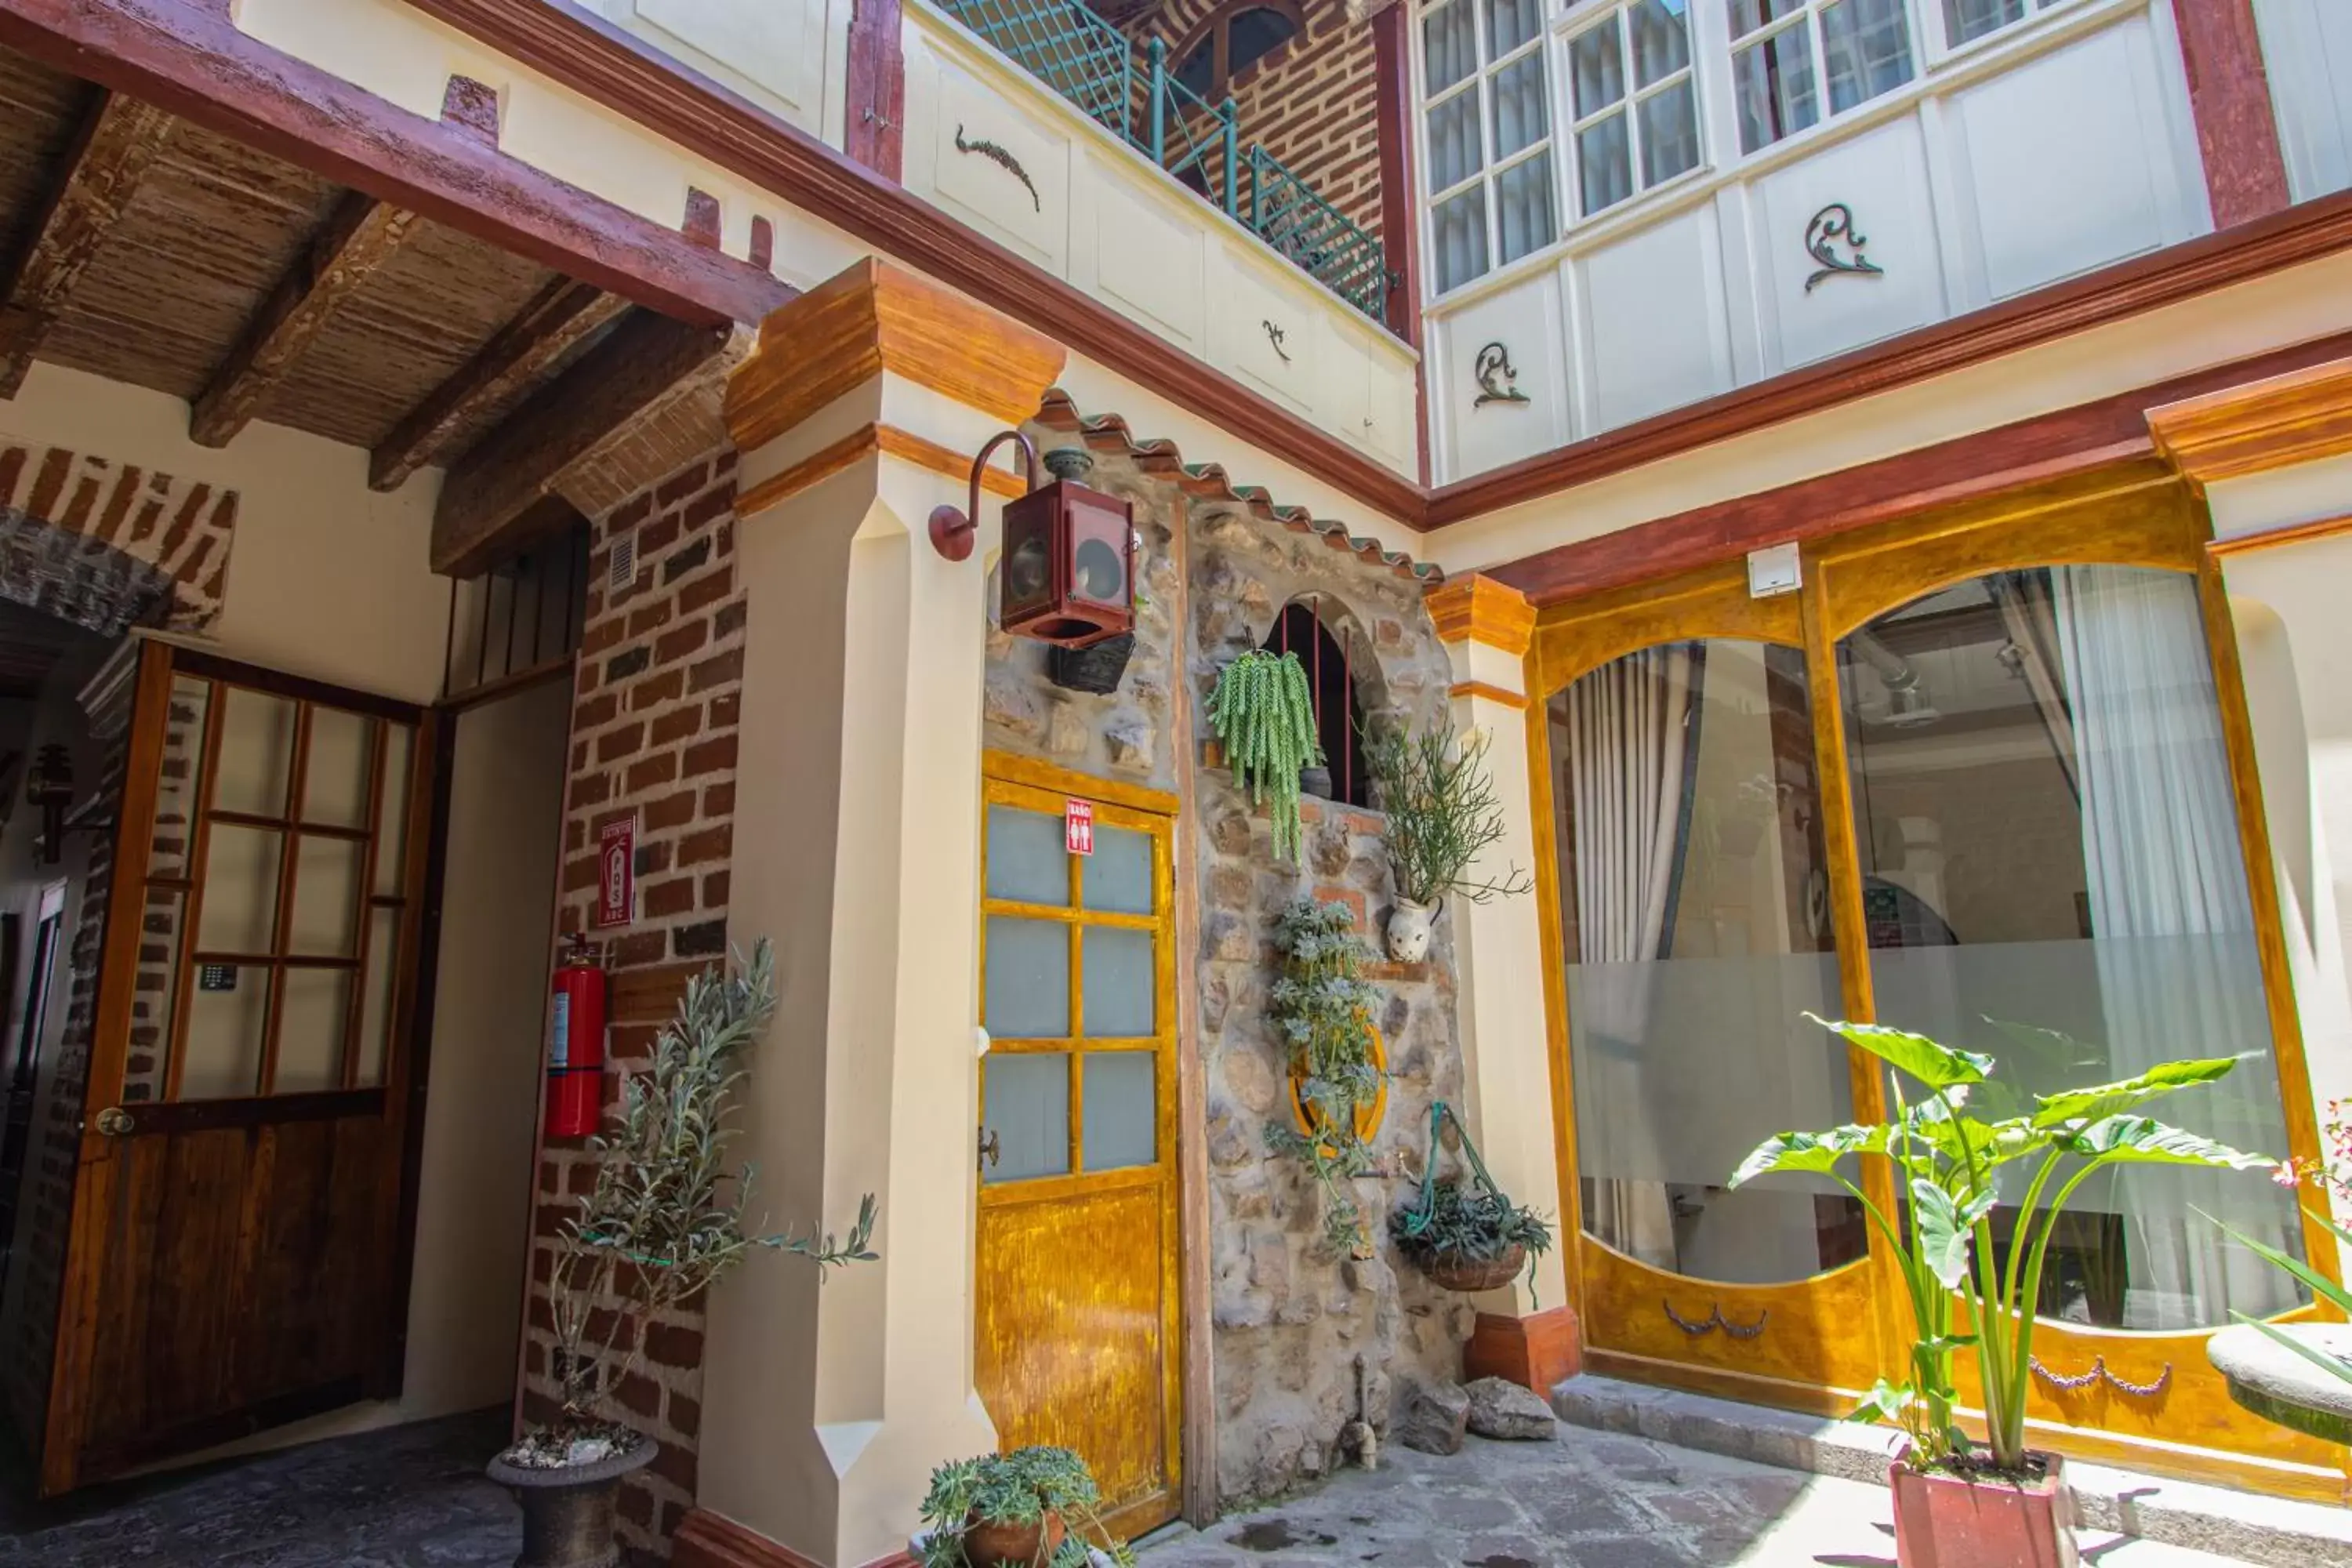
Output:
[
  {"xmin": 2052, "ymin": 565, "xmax": 2301, "ymax": 1328},
  {"xmin": 1564, "ymin": 645, "xmax": 1696, "ymax": 1263}
]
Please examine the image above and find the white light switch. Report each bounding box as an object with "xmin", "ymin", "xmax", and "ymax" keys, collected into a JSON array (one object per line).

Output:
[{"xmin": 1748, "ymin": 542, "xmax": 1802, "ymax": 598}]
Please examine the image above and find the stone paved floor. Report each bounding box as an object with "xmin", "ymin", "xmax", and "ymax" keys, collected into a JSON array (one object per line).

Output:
[
  {"xmin": 0, "ymin": 1406, "xmax": 521, "ymax": 1566},
  {"xmin": 1138, "ymin": 1428, "xmax": 2263, "ymax": 1568}
]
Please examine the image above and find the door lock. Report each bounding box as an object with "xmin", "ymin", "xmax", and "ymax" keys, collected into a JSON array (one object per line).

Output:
[
  {"xmin": 978, "ymin": 1129, "xmax": 1000, "ymax": 1171},
  {"xmin": 93, "ymin": 1107, "xmax": 135, "ymax": 1137}
]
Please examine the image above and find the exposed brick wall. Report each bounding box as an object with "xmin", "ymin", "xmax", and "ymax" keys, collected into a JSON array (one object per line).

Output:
[
  {"xmin": 523, "ymin": 447, "xmax": 743, "ymax": 1559},
  {"xmin": 0, "ymin": 440, "xmax": 240, "ymax": 631},
  {"xmin": 1129, "ymin": 0, "xmax": 1383, "ymax": 244}
]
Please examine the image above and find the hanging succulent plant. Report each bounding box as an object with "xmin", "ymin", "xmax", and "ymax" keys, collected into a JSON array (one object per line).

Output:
[{"xmin": 1208, "ymin": 648, "xmax": 1323, "ymax": 862}]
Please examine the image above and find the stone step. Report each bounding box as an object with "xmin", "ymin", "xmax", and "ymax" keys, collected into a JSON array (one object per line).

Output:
[{"xmin": 1548, "ymin": 1373, "xmax": 2352, "ymax": 1568}]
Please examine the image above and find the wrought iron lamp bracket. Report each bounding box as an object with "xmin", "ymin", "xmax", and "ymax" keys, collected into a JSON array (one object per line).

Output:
[{"xmin": 928, "ymin": 428, "xmax": 1043, "ymax": 561}]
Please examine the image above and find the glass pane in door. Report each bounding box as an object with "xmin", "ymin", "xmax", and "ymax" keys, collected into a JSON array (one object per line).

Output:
[
  {"xmin": 1549, "ymin": 638, "xmax": 1864, "ymax": 1283},
  {"xmin": 985, "ymin": 1052, "xmax": 1070, "ymax": 1182},
  {"xmin": 1841, "ymin": 566, "xmax": 2306, "ymax": 1330}
]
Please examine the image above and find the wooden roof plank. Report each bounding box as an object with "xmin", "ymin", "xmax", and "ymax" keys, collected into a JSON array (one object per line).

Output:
[
  {"xmin": 369, "ymin": 276, "xmax": 626, "ymax": 493},
  {"xmin": 188, "ymin": 191, "xmax": 421, "ymax": 448},
  {"xmin": 0, "ymin": 87, "xmax": 174, "ymax": 398},
  {"xmin": 433, "ymin": 307, "xmax": 731, "ymax": 575}
]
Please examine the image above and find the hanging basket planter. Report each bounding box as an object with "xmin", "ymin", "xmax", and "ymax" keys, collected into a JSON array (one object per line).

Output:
[
  {"xmin": 1422, "ymin": 1244, "xmax": 1527, "ymax": 1295},
  {"xmin": 1392, "ymin": 1100, "xmax": 1555, "ymax": 1297}
]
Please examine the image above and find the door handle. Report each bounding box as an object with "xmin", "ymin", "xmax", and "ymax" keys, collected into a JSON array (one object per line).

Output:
[
  {"xmin": 92, "ymin": 1106, "xmax": 135, "ymax": 1137},
  {"xmin": 978, "ymin": 1129, "xmax": 1000, "ymax": 1171}
]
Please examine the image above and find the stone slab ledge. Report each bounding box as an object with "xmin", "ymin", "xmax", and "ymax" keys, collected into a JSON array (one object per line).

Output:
[{"xmin": 1549, "ymin": 1374, "xmax": 2352, "ymax": 1568}]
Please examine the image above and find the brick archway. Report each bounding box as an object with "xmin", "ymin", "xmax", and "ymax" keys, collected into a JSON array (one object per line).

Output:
[{"xmin": 0, "ymin": 441, "xmax": 240, "ymax": 631}]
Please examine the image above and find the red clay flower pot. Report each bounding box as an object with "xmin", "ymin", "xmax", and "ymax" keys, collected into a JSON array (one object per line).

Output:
[
  {"xmin": 1890, "ymin": 1449, "xmax": 2078, "ymax": 1568},
  {"xmin": 962, "ymin": 1511, "xmax": 1068, "ymax": 1567}
]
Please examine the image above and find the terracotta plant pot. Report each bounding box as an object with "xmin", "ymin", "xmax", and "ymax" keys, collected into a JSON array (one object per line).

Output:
[
  {"xmin": 486, "ymin": 1436, "xmax": 657, "ymax": 1568},
  {"xmin": 1421, "ymin": 1243, "xmax": 1525, "ymax": 1294},
  {"xmin": 962, "ymin": 1511, "xmax": 1068, "ymax": 1567},
  {"xmin": 1889, "ymin": 1449, "xmax": 2078, "ymax": 1568}
]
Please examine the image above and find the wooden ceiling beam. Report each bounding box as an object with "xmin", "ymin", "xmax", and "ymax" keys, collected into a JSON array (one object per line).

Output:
[
  {"xmin": 433, "ymin": 308, "xmax": 736, "ymax": 576},
  {"xmin": 0, "ymin": 88, "xmax": 176, "ymax": 399},
  {"xmin": 369, "ymin": 277, "xmax": 627, "ymax": 493},
  {"xmin": 188, "ymin": 191, "xmax": 420, "ymax": 448}
]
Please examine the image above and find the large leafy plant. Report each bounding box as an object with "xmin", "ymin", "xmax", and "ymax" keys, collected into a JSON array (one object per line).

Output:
[
  {"xmin": 1363, "ymin": 724, "xmax": 1531, "ymax": 907},
  {"xmin": 539, "ymin": 940, "xmax": 877, "ymax": 1440},
  {"xmin": 916, "ymin": 1446, "xmax": 1135, "ymax": 1568},
  {"xmin": 1261, "ymin": 899, "xmax": 1383, "ymax": 1256},
  {"xmin": 1209, "ymin": 648, "xmax": 1322, "ymax": 862},
  {"xmin": 1731, "ymin": 1014, "xmax": 2274, "ymax": 1475}
]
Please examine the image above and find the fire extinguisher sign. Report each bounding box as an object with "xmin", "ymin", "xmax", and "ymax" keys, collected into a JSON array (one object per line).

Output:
[
  {"xmin": 595, "ymin": 815, "xmax": 636, "ymax": 929},
  {"xmin": 1065, "ymin": 798, "xmax": 1094, "ymax": 857}
]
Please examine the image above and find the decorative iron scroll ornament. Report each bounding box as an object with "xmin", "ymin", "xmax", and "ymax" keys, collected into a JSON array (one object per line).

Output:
[
  {"xmin": 955, "ymin": 124, "xmax": 1040, "ymax": 212},
  {"xmin": 2030, "ymin": 1355, "xmax": 2172, "ymax": 1400},
  {"xmin": 1264, "ymin": 320, "xmax": 1290, "ymax": 362},
  {"xmin": 1803, "ymin": 202, "xmax": 1883, "ymax": 292},
  {"xmin": 1472, "ymin": 341, "xmax": 1530, "ymax": 408},
  {"xmin": 1663, "ymin": 1299, "xmax": 1769, "ymax": 1339}
]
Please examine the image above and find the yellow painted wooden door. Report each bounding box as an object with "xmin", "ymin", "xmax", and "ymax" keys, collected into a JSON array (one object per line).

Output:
[{"xmin": 975, "ymin": 769, "xmax": 1181, "ymax": 1535}]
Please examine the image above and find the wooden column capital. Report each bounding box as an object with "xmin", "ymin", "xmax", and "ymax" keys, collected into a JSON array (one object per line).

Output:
[
  {"xmin": 2148, "ymin": 354, "xmax": 2352, "ymax": 489},
  {"xmin": 724, "ymin": 258, "xmax": 1067, "ymax": 454},
  {"xmin": 1426, "ymin": 572, "xmax": 1535, "ymax": 655}
]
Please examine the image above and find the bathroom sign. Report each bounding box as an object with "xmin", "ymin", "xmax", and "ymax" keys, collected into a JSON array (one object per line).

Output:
[{"xmin": 1065, "ymin": 798, "xmax": 1094, "ymax": 857}]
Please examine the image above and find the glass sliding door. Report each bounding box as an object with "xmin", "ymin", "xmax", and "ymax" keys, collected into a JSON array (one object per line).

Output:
[
  {"xmin": 1840, "ymin": 566, "xmax": 2304, "ymax": 1335},
  {"xmin": 1536, "ymin": 576, "xmax": 1890, "ymax": 1399},
  {"xmin": 1534, "ymin": 476, "xmax": 2343, "ymax": 1488}
]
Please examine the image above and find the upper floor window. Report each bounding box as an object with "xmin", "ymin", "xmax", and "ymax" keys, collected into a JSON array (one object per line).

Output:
[
  {"xmin": 1941, "ymin": 0, "xmax": 2050, "ymax": 47},
  {"xmin": 1173, "ymin": 0, "xmax": 1304, "ymax": 99},
  {"xmin": 1566, "ymin": 0, "xmax": 1702, "ymax": 217},
  {"xmin": 1730, "ymin": 0, "xmax": 1914, "ymax": 153},
  {"xmin": 1424, "ymin": 0, "xmax": 1556, "ymax": 292}
]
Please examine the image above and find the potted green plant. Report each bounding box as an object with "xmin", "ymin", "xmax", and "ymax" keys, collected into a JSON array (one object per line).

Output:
[
  {"xmin": 1363, "ymin": 724, "xmax": 1530, "ymax": 964},
  {"xmin": 1208, "ymin": 648, "xmax": 1321, "ymax": 863},
  {"xmin": 1261, "ymin": 898, "xmax": 1384, "ymax": 1258},
  {"xmin": 1391, "ymin": 1100, "xmax": 1552, "ymax": 1294},
  {"xmin": 916, "ymin": 1446, "xmax": 1138, "ymax": 1568},
  {"xmin": 491, "ymin": 940, "xmax": 877, "ymax": 1568},
  {"xmin": 1731, "ymin": 1015, "xmax": 2277, "ymax": 1568}
]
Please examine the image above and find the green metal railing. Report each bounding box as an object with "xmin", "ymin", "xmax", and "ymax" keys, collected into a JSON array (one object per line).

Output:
[
  {"xmin": 1246, "ymin": 146, "xmax": 1388, "ymax": 320},
  {"xmin": 938, "ymin": 0, "xmax": 1388, "ymax": 325}
]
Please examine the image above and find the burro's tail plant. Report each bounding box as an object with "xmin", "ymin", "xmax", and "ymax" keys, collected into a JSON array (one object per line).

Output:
[
  {"xmin": 1209, "ymin": 647, "xmax": 1322, "ymax": 863},
  {"xmin": 540, "ymin": 939, "xmax": 877, "ymax": 1440},
  {"xmin": 1731, "ymin": 1015, "xmax": 2275, "ymax": 1475},
  {"xmin": 1262, "ymin": 899, "xmax": 1383, "ymax": 1256}
]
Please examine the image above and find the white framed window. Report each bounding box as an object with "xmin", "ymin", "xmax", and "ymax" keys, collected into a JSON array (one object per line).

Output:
[
  {"xmin": 1726, "ymin": 0, "xmax": 1915, "ymax": 154},
  {"xmin": 1563, "ymin": 0, "xmax": 1702, "ymax": 220},
  {"xmin": 1935, "ymin": 0, "xmax": 2065, "ymax": 51},
  {"xmin": 1421, "ymin": 0, "xmax": 1558, "ymax": 292}
]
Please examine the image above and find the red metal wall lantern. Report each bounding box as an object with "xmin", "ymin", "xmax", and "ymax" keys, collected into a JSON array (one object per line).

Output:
[{"xmin": 930, "ymin": 437, "xmax": 1135, "ymax": 649}]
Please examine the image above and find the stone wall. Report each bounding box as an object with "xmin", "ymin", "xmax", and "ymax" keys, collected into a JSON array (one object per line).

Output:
[
  {"xmin": 979, "ymin": 432, "xmax": 1472, "ymax": 1510},
  {"xmin": 1185, "ymin": 501, "xmax": 1472, "ymax": 1504}
]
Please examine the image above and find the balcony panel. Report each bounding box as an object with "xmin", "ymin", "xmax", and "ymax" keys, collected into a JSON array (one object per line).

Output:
[
  {"xmin": 904, "ymin": 0, "xmax": 1419, "ymax": 475},
  {"xmin": 1421, "ymin": 0, "xmax": 2208, "ymax": 484}
]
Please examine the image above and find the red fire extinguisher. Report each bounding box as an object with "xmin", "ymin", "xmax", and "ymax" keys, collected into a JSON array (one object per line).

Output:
[{"xmin": 546, "ymin": 934, "xmax": 608, "ymax": 1139}]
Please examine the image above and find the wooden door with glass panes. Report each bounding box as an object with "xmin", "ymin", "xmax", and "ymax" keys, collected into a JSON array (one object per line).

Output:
[
  {"xmin": 975, "ymin": 760, "xmax": 1180, "ymax": 1537},
  {"xmin": 39, "ymin": 641, "xmax": 436, "ymax": 1494}
]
